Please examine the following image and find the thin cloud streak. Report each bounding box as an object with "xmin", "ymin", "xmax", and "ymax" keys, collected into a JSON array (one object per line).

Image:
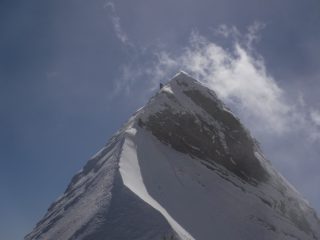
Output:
[{"xmin": 105, "ymin": 1, "xmax": 131, "ymax": 46}]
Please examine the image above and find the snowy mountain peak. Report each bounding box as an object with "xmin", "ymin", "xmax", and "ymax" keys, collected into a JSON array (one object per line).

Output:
[
  {"xmin": 25, "ymin": 72, "xmax": 320, "ymax": 240},
  {"xmin": 169, "ymin": 70, "xmax": 197, "ymax": 83}
]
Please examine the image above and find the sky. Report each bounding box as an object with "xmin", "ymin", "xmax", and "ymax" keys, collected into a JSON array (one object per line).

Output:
[{"xmin": 0, "ymin": 0, "xmax": 320, "ymax": 239}]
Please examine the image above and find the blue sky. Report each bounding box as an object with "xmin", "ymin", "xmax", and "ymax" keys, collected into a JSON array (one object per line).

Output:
[{"xmin": 1, "ymin": 0, "xmax": 320, "ymax": 239}]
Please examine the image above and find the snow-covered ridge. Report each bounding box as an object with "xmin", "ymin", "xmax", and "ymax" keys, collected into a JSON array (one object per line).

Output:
[
  {"xmin": 119, "ymin": 127, "xmax": 194, "ymax": 240},
  {"xmin": 25, "ymin": 72, "xmax": 320, "ymax": 240}
]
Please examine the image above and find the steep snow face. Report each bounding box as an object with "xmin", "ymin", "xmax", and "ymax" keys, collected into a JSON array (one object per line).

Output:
[
  {"xmin": 25, "ymin": 128, "xmax": 178, "ymax": 240},
  {"xmin": 119, "ymin": 127, "xmax": 194, "ymax": 240},
  {"xmin": 25, "ymin": 72, "xmax": 320, "ymax": 240},
  {"xmin": 135, "ymin": 72, "xmax": 320, "ymax": 239},
  {"xmin": 123, "ymin": 125, "xmax": 320, "ymax": 240},
  {"xmin": 24, "ymin": 133, "xmax": 123, "ymax": 240}
]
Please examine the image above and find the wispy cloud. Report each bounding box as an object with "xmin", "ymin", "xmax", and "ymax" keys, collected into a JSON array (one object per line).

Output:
[
  {"xmin": 151, "ymin": 29, "xmax": 293, "ymax": 135},
  {"xmin": 214, "ymin": 21, "xmax": 265, "ymax": 50},
  {"xmin": 112, "ymin": 24, "xmax": 320, "ymax": 143},
  {"xmin": 310, "ymin": 109, "xmax": 320, "ymax": 126},
  {"xmin": 105, "ymin": 1, "xmax": 131, "ymax": 46}
]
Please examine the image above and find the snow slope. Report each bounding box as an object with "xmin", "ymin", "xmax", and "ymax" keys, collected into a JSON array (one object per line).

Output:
[{"xmin": 25, "ymin": 72, "xmax": 320, "ymax": 240}]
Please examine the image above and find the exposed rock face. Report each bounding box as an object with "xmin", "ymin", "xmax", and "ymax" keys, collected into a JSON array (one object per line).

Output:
[
  {"xmin": 25, "ymin": 72, "xmax": 320, "ymax": 240},
  {"xmin": 142, "ymin": 73, "xmax": 269, "ymax": 184}
]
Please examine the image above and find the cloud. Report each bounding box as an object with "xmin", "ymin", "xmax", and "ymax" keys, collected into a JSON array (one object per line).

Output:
[
  {"xmin": 110, "ymin": 64, "xmax": 143, "ymax": 98},
  {"xmin": 310, "ymin": 109, "xmax": 320, "ymax": 126},
  {"xmin": 113, "ymin": 24, "xmax": 320, "ymax": 142},
  {"xmin": 153, "ymin": 30, "xmax": 292, "ymax": 135},
  {"xmin": 214, "ymin": 21, "xmax": 265, "ymax": 50},
  {"xmin": 105, "ymin": 2, "xmax": 131, "ymax": 45},
  {"xmin": 308, "ymin": 109, "xmax": 320, "ymax": 141},
  {"xmin": 246, "ymin": 22, "xmax": 266, "ymax": 50}
]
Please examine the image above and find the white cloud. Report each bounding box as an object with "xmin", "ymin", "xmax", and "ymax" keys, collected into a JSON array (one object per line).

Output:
[
  {"xmin": 214, "ymin": 22, "xmax": 265, "ymax": 50},
  {"xmin": 113, "ymin": 24, "xmax": 320, "ymax": 142},
  {"xmin": 214, "ymin": 24, "xmax": 240, "ymax": 39},
  {"xmin": 105, "ymin": 2, "xmax": 131, "ymax": 45},
  {"xmin": 246, "ymin": 22, "xmax": 265, "ymax": 49},
  {"xmin": 154, "ymin": 30, "xmax": 292, "ymax": 134},
  {"xmin": 310, "ymin": 109, "xmax": 320, "ymax": 126}
]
